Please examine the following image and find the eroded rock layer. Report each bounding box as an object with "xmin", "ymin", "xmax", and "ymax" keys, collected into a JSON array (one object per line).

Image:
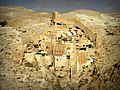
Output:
[{"xmin": 0, "ymin": 6, "xmax": 120, "ymax": 90}]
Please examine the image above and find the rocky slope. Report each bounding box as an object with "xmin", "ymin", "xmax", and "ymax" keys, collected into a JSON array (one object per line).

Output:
[
  {"xmin": 0, "ymin": 6, "xmax": 120, "ymax": 90},
  {"xmin": 63, "ymin": 10, "xmax": 120, "ymax": 90}
]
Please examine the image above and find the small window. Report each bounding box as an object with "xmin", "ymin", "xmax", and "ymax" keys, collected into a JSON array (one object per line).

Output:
[
  {"xmin": 79, "ymin": 35, "xmax": 82, "ymax": 38},
  {"xmin": 79, "ymin": 48, "xmax": 86, "ymax": 51},
  {"xmin": 83, "ymin": 45, "xmax": 85, "ymax": 47},
  {"xmin": 66, "ymin": 55, "xmax": 70, "ymax": 59},
  {"xmin": 53, "ymin": 22, "xmax": 55, "ymax": 25},
  {"xmin": 81, "ymin": 30, "xmax": 85, "ymax": 33},
  {"xmin": 86, "ymin": 44, "xmax": 92, "ymax": 48},
  {"xmin": 76, "ymin": 40, "xmax": 79, "ymax": 43},
  {"xmin": 46, "ymin": 46, "xmax": 48, "ymax": 49},
  {"xmin": 76, "ymin": 26, "xmax": 80, "ymax": 29},
  {"xmin": 57, "ymin": 23, "xmax": 62, "ymax": 25},
  {"xmin": 74, "ymin": 30, "xmax": 77, "ymax": 32},
  {"xmin": 39, "ymin": 50, "xmax": 42, "ymax": 52}
]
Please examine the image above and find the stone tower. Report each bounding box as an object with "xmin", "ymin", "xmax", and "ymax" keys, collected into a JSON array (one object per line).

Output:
[{"xmin": 52, "ymin": 11, "xmax": 59, "ymax": 25}]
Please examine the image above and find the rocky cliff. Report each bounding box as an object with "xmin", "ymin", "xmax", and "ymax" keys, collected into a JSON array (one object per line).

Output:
[{"xmin": 0, "ymin": 6, "xmax": 120, "ymax": 90}]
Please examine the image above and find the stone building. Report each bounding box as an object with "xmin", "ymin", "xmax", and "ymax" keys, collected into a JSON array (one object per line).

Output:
[
  {"xmin": 52, "ymin": 12, "xmax": 95, "ymax": 70},
  {"xmin": 23, "ymin": 11, "xmax": 96, "ymax": 77}
]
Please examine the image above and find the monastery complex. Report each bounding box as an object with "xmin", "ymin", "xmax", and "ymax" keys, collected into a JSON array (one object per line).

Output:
[{"xmin": 23, "ymin": 12, "xmax": 97, "ymax": 77}]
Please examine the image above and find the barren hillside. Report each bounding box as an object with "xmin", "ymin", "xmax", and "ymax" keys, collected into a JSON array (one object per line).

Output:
[{"xmin": 0, "ymin": 6, "xmax": 120, "ymax": 90}]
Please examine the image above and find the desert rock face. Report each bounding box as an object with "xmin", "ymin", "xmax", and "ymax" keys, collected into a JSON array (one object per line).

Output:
[{"xmin": 0, "ymin": 6, "xmax": 120, "ymax": 90}]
